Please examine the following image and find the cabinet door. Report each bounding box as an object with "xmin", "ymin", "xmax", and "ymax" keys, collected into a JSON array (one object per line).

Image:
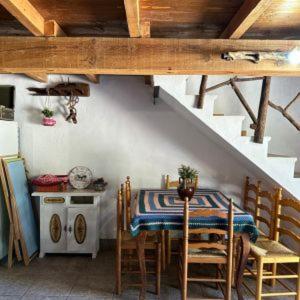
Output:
[
  {"xmin": 40, "ymin": 204, "xmax": 67, "ymax": 252},
  {"xmin": 67, "ymin": 207, "xmax": 96, "ymax": 253}
]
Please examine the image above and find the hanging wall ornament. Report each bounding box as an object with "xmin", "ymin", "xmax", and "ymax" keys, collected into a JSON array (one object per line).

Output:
[
  {"xmin": 65, "ymin": 92, "xmax": 79, "ymax": 124},
  {"xmin": 28, "ymin": 81, "xmax": 90, "ymax": 125},
  {"xmin": 41, "ymin": 90, "xmax": 56, "ymax": 126}
]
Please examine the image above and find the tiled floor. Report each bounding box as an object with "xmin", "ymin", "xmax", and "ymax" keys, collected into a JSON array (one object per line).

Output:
[{"xmin": 0, "ymin": 245, "xmax": 296, "ymax": 300}]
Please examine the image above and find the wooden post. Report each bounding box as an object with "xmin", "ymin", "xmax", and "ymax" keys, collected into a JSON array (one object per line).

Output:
[
  {"xmin": 197, "ymin": 75, "xmax": 208, "ymax": 108},
  {"xmin": 254, "ymin": 76, "xmax": 271, "ymax": 143}
]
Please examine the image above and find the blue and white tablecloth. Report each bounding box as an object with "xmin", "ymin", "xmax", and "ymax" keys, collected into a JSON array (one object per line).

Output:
[{"xmin": 130, "ymin": 189, "xmax": 258, "ymax": 242}]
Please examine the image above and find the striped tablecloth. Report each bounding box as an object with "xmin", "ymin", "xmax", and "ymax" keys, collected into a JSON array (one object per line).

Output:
[{"xmin": 130, "ymin": 188, "xmax": 258, "ymax": 242}]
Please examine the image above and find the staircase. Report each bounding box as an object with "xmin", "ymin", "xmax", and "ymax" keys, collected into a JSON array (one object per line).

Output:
[{"xmin": 153, "ymin": 75, "xmax": 300, "ymax": 199}]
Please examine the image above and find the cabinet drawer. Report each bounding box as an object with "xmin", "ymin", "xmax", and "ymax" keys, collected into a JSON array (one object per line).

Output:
[
  {"xmin": 43, "ymin": 197, "xmax": 66, "ymax": 204},
  {"xmin": 70, "ymin": 196, "xmax": 94, "ymax": 205}
]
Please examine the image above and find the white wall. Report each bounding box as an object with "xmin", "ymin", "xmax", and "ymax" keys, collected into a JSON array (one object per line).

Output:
[
  {"xmin": 187, "ymin": 76, "xmax": 300, "ymax": 172},
  {"xmin": 0, "ymin": 74, "xmax": 260, "ymax": 238}
]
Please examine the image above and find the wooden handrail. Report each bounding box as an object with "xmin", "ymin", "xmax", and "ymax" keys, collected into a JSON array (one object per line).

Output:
[{"xmin": 199, "ymin": 76, "xmax": 300, "ymax": 143}]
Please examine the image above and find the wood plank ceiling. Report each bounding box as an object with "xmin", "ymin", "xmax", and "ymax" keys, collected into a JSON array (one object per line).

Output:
[
  {"xmin": 0, "ymin": 0, "xmax": 299, "ymax": 77},
  {"xmin": 0, "ymin": 0, "xmax": 299, "ymax": 39}
]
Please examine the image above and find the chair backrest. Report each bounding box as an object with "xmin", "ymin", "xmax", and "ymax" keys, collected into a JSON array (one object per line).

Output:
[
  {"xmin": 274, "ymin": 190, "xmax": 300, "ymax": 247},
  {"xmin": 117, "ymin": 189, "xmax": 124, "ymax": 235},
  {"xmin": 244, "ymin": 177, "xmax": 274, "ymax": 239},
  {"xmin": 255, "ymin": 185, "xmax": 275, "ymax": 240},
  {"xmin": 183, "ymin": 197, "xmax": 234, "ymax": 254},
  {"xmin": 243, "ymin": 176, "xmax": 259, "ymax": 217},
  {"xmin": 117, "ymin": 176, "xmax": 132, "ymax": 232},
  {"xmin": 165, "ymin": 175, "xmax": 199, "ymax": 190},
  {"xmin": 125, "ymin": 176, "xmax": 131, "ymax": 229}
]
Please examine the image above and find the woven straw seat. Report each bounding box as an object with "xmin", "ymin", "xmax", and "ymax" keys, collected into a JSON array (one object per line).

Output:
[
  {"xmin": 250, "ymin": 240, "xmax": 297, "ymax": 257},
  {"xmin": 188, "ymin": 248, "xmax": 227, "ymax": 258}
]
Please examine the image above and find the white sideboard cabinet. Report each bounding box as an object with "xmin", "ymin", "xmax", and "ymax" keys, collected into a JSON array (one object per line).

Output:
[{"xmin": 32, "ymin": 189, "xmax": 105, "ymax": 259}]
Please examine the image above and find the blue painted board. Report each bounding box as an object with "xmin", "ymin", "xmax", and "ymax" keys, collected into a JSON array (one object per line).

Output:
[
  {"xmin": 0, "ymin": 184, "xmax": 9, "ymax": 260},
  {"xmin": 6, "ymin": 159, "xmax": 38, "ymax": 257}
]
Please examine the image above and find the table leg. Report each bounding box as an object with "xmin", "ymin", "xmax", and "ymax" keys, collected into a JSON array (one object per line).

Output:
[
  {"xmin": 136, "ymin": 231, "xmax": 147, "ymax": 300},
  {"xmin": 236, "ymin": 233, "xmax": 250, "ymax": 300}
]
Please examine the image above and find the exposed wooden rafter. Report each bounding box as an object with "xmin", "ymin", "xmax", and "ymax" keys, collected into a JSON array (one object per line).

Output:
[
  {"xmin": 44, "ymin": 20, "xmax": 66, "ymax": 37},
  {"xmin": 85, "ymin": 74, "xmax": 100, "ymax": 84},
  {"xmin": 220, "ymin": 0, "xmax": 272, "ymax": 39},
  {"xmin": 124, "ymin": 0, "xmax": 152, "ymax": 84},
  {"xmin": 0, "ymin": 0, "xmax": 45, "ymax": 36},
  {"xmin": 124, "ymin": 0, "xmax": 141, "ymax": 37},
  {"xmin": 0, "ymin": 37, "xmax": 300, "ymax": 76},
  {"xmin": 26, "ymin": 73, "xmax": 48, "ymax": 83}
]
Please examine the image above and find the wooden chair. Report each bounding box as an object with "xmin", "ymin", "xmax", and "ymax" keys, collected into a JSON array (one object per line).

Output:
[
  {"xmin": 243, "ymin": 182, "xmax": 277, "ymax": 283},
  {"xmin": 179, "ymin": 197, "xmax": 234, "ymax": 300},
  {"xmin": 165, "ymin": 174, "xmax": 199, "ymax": 190},
  {"xmin": 165, "ymin": 175, "xmax": 199, "ymax": 265},
  {"xmin": 115, "ymin": 184, "xmax": 161, "ymax": 296},
  {"xmin": 243, "ymin": 177, "xmax": 271, "ymax": 241},
  {"xmin": 244, "ymin": 188, "xmax": 300, "ymax": 299},
  {"xmin": 126, "ymin": 176, "xmax": 166, "ymax": 271}
]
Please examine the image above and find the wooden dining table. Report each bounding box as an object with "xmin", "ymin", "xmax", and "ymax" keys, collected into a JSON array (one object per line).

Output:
[{"xmin": 130, "ymin": 188, "xmax": 259, "ymax": 300}]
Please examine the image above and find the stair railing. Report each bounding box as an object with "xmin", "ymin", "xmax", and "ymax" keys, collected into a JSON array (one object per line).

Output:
[{"xmin": 197, "ymin": 75, "xmax": 300, "ymax": 144}]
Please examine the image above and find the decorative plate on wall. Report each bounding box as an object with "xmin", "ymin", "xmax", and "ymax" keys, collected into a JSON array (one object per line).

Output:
[{"xmin": 68, "ymin": 166, "xmax": 93, "ymax": 189}]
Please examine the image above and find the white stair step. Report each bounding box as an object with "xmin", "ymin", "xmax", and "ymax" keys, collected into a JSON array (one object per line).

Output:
[
  {"xmin": 191, "ymin": 107, "xmax": 245, "ymax": 139},
  {"xmin": 266, "ymin": 154, "xmax": 297, "ymax": 179},
  {"xmin": 210, "ymin": 115, "xmax": 245, "ymax": 139},
  {"xmin": 232, "ymin": 136, "xmax": 271, "ymax": 159},
  {"xmin": 153, "ymin": 75, "xmax": 189, "ymax": 98}
]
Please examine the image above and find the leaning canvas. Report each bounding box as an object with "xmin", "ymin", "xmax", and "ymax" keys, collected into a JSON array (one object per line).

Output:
[{"xmin": 4, "ymin": 158, "xmax": 38, "ymax": 259}]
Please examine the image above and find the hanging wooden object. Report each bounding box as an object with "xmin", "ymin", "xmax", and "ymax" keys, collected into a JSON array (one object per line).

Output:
[
  {"xmin": 221, "ymin": 51, "xmax": 288, "ymax": 63},
  {"xmin": 28, "ymin": 82, "xmax": 90, "ymax": 97}
]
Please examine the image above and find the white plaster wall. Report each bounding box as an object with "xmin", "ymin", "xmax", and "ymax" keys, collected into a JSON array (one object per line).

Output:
[
  {"xmin": 187, "ymin": 76, "xmax": 300, "ymax": 172},
  {"xmin": 0, "ymin": 74, "xmax": 258, "ymax": 238}
]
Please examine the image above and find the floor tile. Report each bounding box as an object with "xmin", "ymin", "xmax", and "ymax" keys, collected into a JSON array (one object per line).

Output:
[{"xmin": 0, "ymin": 248, "xmax": 297, "ymax": 300}]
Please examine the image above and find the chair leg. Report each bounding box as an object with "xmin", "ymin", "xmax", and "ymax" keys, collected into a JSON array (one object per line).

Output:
[
  {"xmin": 270, "ymin": 263, "xmax": 277, "ymax": 287},
  {"xmin": 116, "ymin": 244, "xmax": 122, "ymax": 295},
  {"xmin": 296, "ymin": 261, "xmax": 300, "ymax": 300},
  {"xmin": 156, "ymin": 243, "xmax": 161, "ymax": 296},
  {"xmin": 182, "ymin": 259, "xmax": 188, "ymax": 300},
  {"xmin": 256, "ymin": 259, "xmax": 263, "ymax": 300},
  {"xmin": 232, "ymin": 237, "xmax": 238, "ymax": 287},
  {"xmin": 166, "ymin": 230, "xmax": 171, "ymax": 265},
  {"xmin": 226, "ymin": 264, "xmax": 232, "ymax": 300},
  {"xmin": 161, "ymin": 230, "xmax": 166, "ymax": 271}
]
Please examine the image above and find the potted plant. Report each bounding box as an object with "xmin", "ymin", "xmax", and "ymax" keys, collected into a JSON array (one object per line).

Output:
[
  {"xmin": 42, "ymin": 108, "xmax": 56, "ymax": 126},
  {"xmin": 177, "ymin": 165, "xmax": 198, "ymax": 201}
]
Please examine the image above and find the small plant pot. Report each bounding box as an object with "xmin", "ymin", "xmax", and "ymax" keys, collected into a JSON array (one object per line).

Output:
[
  {"xmin": 177, "ymin": 178, "xmax": 195, "ymax": 201},
  {"xmin": 42, "ymin": 117, "xmax": 56, "ymax": 126}
]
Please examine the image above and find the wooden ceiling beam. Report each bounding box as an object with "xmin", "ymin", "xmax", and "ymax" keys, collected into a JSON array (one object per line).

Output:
[
  {"xmin": 0, "ymin": 37, "xmax": 299, "ymax": 76},
  {"xmin": 220, "ymin": 0, "xmax": 272, "ymax": 39},
  {"xmin": 124, "ymin": 0, "xmax": 141, "ymax": 37}
]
